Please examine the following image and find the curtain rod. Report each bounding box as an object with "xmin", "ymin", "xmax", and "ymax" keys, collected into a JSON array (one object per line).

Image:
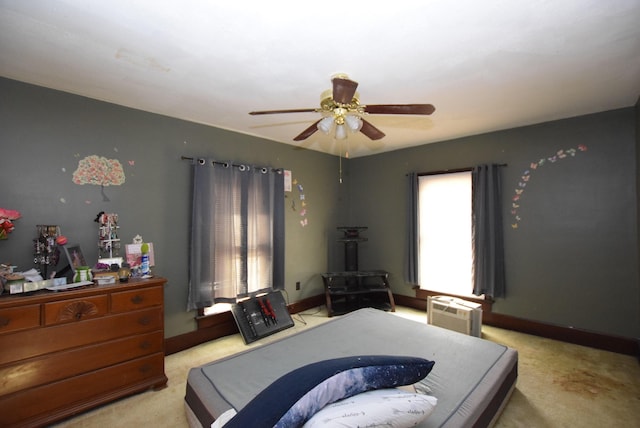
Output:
[
  {"xmin": 181, "ymin": 156, "xmax": 283, "ymax": 173},
  {"xmin": 409, "ymin": 163, "xmax": 508, "ymax": 177}
]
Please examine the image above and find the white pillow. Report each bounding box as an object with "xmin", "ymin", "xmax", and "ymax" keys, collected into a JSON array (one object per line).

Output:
[
  {"xmin": 302, "ymin": 388, "xmax": 437, "ymax": 428},
  {"xmin": 210, "ymin": 408, "xmax": 236, "ymax": 428}
]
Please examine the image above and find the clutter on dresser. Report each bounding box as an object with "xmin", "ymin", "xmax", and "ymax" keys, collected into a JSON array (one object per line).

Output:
[
  {"xmin": 33, "ymin": 224, "xmax": 62, "ymax": 278},
  {"xmin": 60, "ymin": 243, "xmax": 88, "ymax": 273},
  {"xmin": 0, "ymin": 213, "xmax": 157, "ymax": 295},
  {"xmin": 117, "ymin": 263, "xmax": 132, "ymax": 283},
  {"xmin": 73, "ymin": 265, "xmax": 92, "ymax": 283},
  {"xmin": 95, "ymin": 211, "xmax": 124, "ymax": 268},
  {"xmin": 93, "ymin": 270, "xmax": 119, "ymax": 285},
  {"xmin": 1, "ymin": 265, "xmax": 68, "ymax": 294},
  {"xmin": 96, "ymin": 211, "xmax": 120, "ymax": 258},
  {"xmin": 125, "ymin": 235, "xmax": 155, "ymax": 278}
]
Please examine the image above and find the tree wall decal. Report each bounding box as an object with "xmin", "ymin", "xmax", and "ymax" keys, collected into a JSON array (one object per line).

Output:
[{"xmin": 72, "ymin": 155, "xmax": 126, "ymax": 201}]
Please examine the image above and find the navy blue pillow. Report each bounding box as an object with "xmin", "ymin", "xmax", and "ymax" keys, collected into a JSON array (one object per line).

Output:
[{"xmin": 223, "ymin": 355, "xmax": 435, "ymax": 428}]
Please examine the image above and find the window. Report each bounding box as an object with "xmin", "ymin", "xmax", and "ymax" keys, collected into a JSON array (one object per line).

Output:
[
  {"xmin": 187, "ymin": 161, "xmax": 284, "ymax": 311},
  {"xmin": 418, "ymin": 170, "xmax": 474, "ymax": 297}
]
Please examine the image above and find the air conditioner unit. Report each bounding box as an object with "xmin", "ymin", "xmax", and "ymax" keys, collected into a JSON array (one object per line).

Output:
[{"xmin": 427, "ymin": 296, "xmax": 482, "ymax": 337}]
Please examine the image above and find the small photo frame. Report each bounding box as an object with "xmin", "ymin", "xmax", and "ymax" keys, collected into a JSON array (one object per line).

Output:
[
  {"xmin": 125, "ymin": 243, "xmax": 155, "ymax": 268},
  {"xmin": 63, "ymin": 244, "xmax": 87, "ymax": 272}
]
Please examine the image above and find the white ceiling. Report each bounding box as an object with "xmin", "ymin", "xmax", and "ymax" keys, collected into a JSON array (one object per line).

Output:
[{"xmin": 1, "ymin": 0, "xmax": 639, "ymax": 158}]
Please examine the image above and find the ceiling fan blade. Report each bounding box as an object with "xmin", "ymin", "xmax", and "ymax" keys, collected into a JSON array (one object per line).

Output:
[
  {"xmin": 293, "ymin": 120, "xmax": 321, "ymax": 141},
  {"xmin": 249, "ymin": 108, "xmax": 317, "ymax": 115},
  {"xmin": 363, "ymin": 104, "xmax": 435, "ymax": 115},
  {"xmin": 360, "ymin": 119, "xmax": 386, "ymax": 140},
  {"xmin": 332, "ymin": 77, "xmax": 359, "ymax": 104}
]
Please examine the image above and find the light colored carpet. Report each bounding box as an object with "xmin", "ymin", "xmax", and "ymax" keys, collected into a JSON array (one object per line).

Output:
[{"xmin": 52, "ymin": 306, "xmax": 640, "ymax": 427}]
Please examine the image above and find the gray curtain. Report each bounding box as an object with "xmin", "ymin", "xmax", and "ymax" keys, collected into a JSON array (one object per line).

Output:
[
  {"xmin": 472, "ymin": 164, "xmax": 506, "ymax": 298},
  {"xmin": 404, "ymin": 172, "xmax": 419, "ymax": 285},
  {"xmin": 187, "ymin": 159, "xmax": 284, "ymax": 310}
]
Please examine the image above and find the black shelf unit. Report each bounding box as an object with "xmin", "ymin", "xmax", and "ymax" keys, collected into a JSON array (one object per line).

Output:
[{"xmin": 322, "ymin": 227, "xmax": 395, "ymax": 316}]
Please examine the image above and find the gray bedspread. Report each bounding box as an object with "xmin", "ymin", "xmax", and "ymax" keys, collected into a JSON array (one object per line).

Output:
[{"xmin": 186, "ymin": 308, "xmax": 518, "ymax": 428}]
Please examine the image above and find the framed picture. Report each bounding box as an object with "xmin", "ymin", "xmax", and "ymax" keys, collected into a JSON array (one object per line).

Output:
[
  {"xmin": 63, "ymin": 244, "xmax": 87, "ymax": 272},
  {"xmin": 125, "ymin": 243, "xmax": 155, "ymax": 268}
]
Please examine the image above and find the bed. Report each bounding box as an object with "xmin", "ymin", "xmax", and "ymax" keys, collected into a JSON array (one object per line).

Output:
[{"xmin": 185, "ymin": 308, "xmax": 518, "ymax": 428}]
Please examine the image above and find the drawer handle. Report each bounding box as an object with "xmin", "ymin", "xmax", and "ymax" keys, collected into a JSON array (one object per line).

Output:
[
  {"xmin": 0, "ymin": 316, "xmax": 10, "ymax": 327},
  {"xmin": 131, "ymin": 295, "xmax": 144, "ymax": 304},
  {"xmin": 140, "ymin": 340, "xmax": 151, "ymax": 350},
  {"xmin": 139, "ymin": 364, "xmax": 152, "ymax": 374},
  {"xmin": 59, "ymin": 301, "xmax": 98, "ymax": 322},
  {"xmin": 138, "ymin": 316, "xmax": 151, "ymax": 326}
]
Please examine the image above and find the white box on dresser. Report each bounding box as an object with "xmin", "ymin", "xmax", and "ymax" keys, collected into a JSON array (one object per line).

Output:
[{"xmin": 0, "ymin": 277, "xmax": 168, "ymax": 428}]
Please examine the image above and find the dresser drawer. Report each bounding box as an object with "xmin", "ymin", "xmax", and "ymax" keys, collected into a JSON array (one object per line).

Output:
[
  {"xmin": 0, "ymin": 304, "xmax": 40, "ymax": 334},
  {"xmin": 0, "ymin": 307, "xmax": 163, "ymax": 365},
  {"xmin": 0, "ymin": 352, "xmax": 166, "ymax": 428},
  {"xmin": 44, "ymin": 295, "xmax": 108, "ymax": 326},
  {"xmin": 0, "ymin": 331, "xmax": 164, "ymax": 396},
  {"xmin": 111, "ymin": 286, "xmax": 163, "ymax": 313}
]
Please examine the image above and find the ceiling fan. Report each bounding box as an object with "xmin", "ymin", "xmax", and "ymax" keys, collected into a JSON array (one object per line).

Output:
[{"xmin": 249, "ymin": 74, "xmax": 435, "ymax": 142}]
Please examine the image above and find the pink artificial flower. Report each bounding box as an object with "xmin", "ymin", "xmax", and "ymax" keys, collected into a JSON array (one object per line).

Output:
[
  {"xmin": 0, "ymin": 218, "xmax": 14, "ymax": 233},
  {"xmin": 0, "ymin": 208, "xmax": 21, "ymax": 220}
]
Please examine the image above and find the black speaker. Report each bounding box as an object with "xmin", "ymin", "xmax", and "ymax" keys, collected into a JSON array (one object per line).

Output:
[{"xmin": 231, "ymin": 290, "xmax": 294, "ymax": 344}]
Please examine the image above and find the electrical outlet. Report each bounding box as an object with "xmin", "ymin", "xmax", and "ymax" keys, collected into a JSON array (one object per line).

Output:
[{"xmin": 295, "ymin": 281, "xmax": 301, "ymax": 290}]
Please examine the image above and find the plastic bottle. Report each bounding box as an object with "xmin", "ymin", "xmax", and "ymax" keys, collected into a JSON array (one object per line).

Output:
[{"xmin": 141, "ymin": 242, "xmax": 150, "ymax": 276}]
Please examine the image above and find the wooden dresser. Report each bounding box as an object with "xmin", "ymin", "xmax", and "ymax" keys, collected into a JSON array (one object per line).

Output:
[{"xmin": 0, "ymin": 277, "xmax": 168, "ymax": 427}]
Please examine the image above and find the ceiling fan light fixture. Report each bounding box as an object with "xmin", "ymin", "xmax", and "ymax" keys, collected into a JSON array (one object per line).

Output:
[
  {"xmin": 335, "ymin": 124, "xmax": 347, "ymax": 140},
  {"xmin": 345, "ymin": 114, "xmax": 363, "ymax": 132},
  {"xmin": 317, "ymin": 116, "xmax": 334, "ymax": 134}
]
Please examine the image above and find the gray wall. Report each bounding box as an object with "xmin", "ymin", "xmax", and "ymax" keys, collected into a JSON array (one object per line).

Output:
[
  {"xmin": 0, "ymin": 77, "xmax": 347, "ymax": 337},
  {"xmin": 636, "ymin": 96, "xmax": 640, "ymax": 335},
  {"xmin": 1, "ymin": 77, "xmax": 638, "ymax": 340},
  {"xmin": 349, "ymin": 108, "xmax": 639, "ymax": 339}
]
